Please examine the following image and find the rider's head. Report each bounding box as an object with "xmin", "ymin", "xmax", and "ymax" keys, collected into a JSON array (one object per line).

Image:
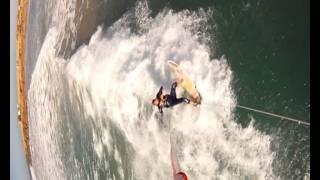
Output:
[
  {"xmin": 152, "ymin": 98, "xmax": 160, "ymax": 106},
  {"xmin": 175, "ymin": 172, "xmax": 188, "ymax": 180}
]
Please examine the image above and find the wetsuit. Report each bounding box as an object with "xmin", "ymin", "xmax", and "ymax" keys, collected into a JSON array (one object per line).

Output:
[{"xmin": 156, "ymin": 82, "xmax": 190, "ymax": 114}]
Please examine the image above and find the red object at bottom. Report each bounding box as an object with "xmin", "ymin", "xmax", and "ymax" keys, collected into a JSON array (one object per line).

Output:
[{"xmin": 175, "ymin": 172, "xmax": 188, "ymax": 180}]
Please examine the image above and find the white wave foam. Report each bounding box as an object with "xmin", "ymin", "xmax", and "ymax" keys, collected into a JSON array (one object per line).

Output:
[
  {"xmin": 28, "ymin": 27, "xmax": 67, "ymax": 179},
  {"xmin": 29, "ymin": 1, "xmax": 277, "ymax": 179},
  {"xmin": 65, "ymin": 4, "xmax": 276, "ymax": 179}
]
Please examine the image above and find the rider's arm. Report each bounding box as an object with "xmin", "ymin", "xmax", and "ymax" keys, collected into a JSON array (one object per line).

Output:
[{"xmin": 156, "ymin": 86, "xmax": 163, "ymax": 99}]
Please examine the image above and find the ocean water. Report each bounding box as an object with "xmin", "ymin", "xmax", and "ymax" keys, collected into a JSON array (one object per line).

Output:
[{"xmin": 26, "ymin": 0, "xmax": 309, "ymax": 179}]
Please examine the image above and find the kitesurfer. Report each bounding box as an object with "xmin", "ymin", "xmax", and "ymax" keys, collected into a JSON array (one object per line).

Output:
[{"xmin": 152, "ymin": 82, "xmax": 190, "ymax": 114}]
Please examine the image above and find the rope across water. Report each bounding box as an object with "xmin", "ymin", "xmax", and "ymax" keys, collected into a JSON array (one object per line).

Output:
[{"xmin": 236, "ymin": 105, "xmax": 310, "ymax": 126}]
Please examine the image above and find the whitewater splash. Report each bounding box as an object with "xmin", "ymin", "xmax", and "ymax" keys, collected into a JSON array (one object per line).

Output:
[{"xmin": 28, "ymin": 1, "xmax": 277, "ymax": 179}]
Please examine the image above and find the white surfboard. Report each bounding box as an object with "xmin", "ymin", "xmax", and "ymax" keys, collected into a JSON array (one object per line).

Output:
[{"xmin": 168, "ymin": 60, "xmax": 201, "ymax": 105}]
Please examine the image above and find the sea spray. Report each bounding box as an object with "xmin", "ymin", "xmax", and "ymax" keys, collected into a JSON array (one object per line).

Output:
[{"xmin": 28, "ymin": 1, "xmax": 277, "ymax": 179}]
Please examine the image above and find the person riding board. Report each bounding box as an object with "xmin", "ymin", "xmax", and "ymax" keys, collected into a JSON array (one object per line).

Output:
[
  {"xmin": 152, "ymin": 82, "xmax": 190, "ymax": 114},
  {"xmin": 152, "ymin": 81, "xmax": 189, "ymax": 179}
]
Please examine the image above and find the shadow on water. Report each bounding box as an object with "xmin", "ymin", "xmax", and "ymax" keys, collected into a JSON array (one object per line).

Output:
[
  {"xmin": 65, "ymin": 0, "xmax": 137, "ymax": 59},
  {"xmin": 26, "ymin": 0, "xmax": 136, "ymax": 89}
]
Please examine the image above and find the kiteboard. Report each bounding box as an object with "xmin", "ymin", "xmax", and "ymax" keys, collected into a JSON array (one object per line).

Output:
[{"xmin": 168, "ymin": 60, "xmax": 201, "ymax": 105}]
